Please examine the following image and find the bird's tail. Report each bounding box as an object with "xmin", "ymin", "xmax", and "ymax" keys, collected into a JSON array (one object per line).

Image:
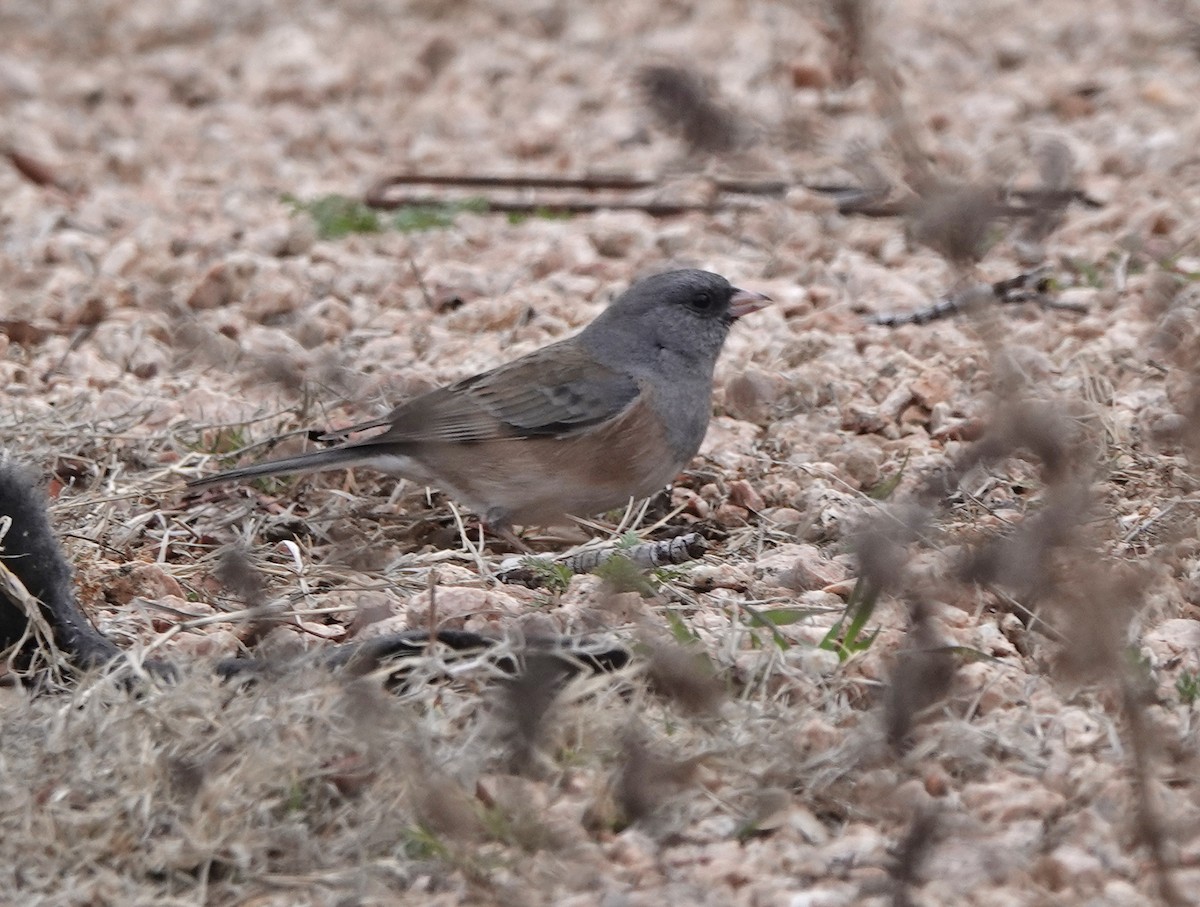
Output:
[{"xmin": 185, "ymin": 445, "xmax": 375, "ymax": 490}]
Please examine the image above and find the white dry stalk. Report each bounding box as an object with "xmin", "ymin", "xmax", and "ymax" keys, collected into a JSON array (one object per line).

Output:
[
  {"xmin": 0, "ymin": 557, "xmax": 66, "ymax": 678},
  {"xmin": 447, "ymin": 499, "xmax": 492, "ymax": 578},
  {"xmin": 277, "ymin": 538, "xmax": 310, "ymax": 595}
]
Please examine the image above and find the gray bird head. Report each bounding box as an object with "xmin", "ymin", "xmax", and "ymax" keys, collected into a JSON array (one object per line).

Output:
[{"xmin": 583, "ymin": 269, "xmax": 769, "ymax": 373}]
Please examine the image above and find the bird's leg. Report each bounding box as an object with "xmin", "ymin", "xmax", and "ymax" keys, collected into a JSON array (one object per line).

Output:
[{"xmin": 484, "ymin": 508, "xmax": 534, "ymax": 554}]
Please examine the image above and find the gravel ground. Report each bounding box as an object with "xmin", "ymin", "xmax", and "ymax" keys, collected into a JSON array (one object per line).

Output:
[{"xmin": 2, "ymin": 1, "xmax": 1200, "ymax": 904}]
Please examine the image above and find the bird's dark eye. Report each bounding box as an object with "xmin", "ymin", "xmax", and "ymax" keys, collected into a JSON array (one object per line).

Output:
[{"xmin": 690, "ymin": 291, "xmax": 713, "ymax": 310}]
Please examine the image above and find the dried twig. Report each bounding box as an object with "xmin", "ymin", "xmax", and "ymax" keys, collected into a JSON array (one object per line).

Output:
[
  {"xmin": 217, "ymin": 628, "xmax": 632, "ymax": 685},
  {"xmin": 496, "ymin": 533, "xmax": 707, "ymax": 588},
  {"xmin": 366, "ymin": 173, "xmax": 788, "ymax": 196},
  {"xmin": 563, "ymin": 533, "xmax": 707, "ymax": 572},
  {"xmin": 363, "ymin": 172, "xmax": 784, "ymax": 219},
  {"xmin": 364, "ymin": 192, "xmax": 757, "ymax": 217},
  {"xmin": 816, "ymin": 184, "xmax": 1102, "ymax": 219},
  {"xmin": 870, "ymin": 269, "xmax": 1085, "ymax": 327}
]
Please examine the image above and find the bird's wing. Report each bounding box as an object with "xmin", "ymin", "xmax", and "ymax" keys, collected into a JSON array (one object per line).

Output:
[{"xmin": 366, "ymin": 341, "xmax": 641, "ymax": 444}]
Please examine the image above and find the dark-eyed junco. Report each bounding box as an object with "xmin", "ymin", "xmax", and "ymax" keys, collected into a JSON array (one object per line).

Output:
[{"xmin": 188, "ymin": 269, "xmax": 768, "ymax": 536}]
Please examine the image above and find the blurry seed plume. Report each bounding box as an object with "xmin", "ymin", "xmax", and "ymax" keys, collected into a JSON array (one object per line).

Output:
[
  {"xmin": 1179, "ymin": 7, "xmax": 1200, "ymax": 59},
  {"xmin": 942, "ymin": 405, "xmax": 1181, "ymax": 904},
  {"xmin": 497, "ymin": 651, "xmax": 572, "ymax": 772},
  {"xmin": 819, "ymin": 0, "xmax": 877, "ymax": 86},
  {"xmin": 954, "ymin": 400, "xmax": 1079, "ymax": 487},
  {"xmin": 1014, "ymin": 139, "xmax": 1077, "ymax": 261},
  {"xmin": 1048, "ymin": 560, "xmax": 1144, "ymax": 683},
  {"xmin": 940, "ymin": 396, "xmax": 1091, "ymax": 600},
  {"xmin": 214, "ymin": 546, "xmax": 281, "ymax": 649},
  {"xmin": 884, "ymin": 617, "xmax": 955, "ymax": 750},
  {"xmin": 907, "ymin": 183, "xmax": 1003, "ymax": 273},
  {"xmin": 1034, "ymin": 138, "xmax": 1075, "ymax": 201},
  {"xmin": 1151, "ymin": 288, "xmax": 1200, "ymax": 461},
  {"xmin": 906, "ymin": 142, "xmax": 1085, "ymax": 274},
  {"xmin": 843, "ymin": 141, "xmax": 894, "ymax": 206},
  {"xmin": 615, "ymin": 726, "xmax": 701, "ymax": 824},
  {"xmin": 886, "ymin": 808, "xmax": 942, "ymax": 907},
  {"xmin": 829, "ymin": 4, "xmax": 1080, "ymax": 278},
  {"xmin": 214, "ymin": 546, "xmax": 266, "ymax": 603},
  {"xmin": 853, "ymin": 502, "xmax": 930, "ymax": 592},
  {"xmin": 637, "ymin": 64, "xmax": 743, "ymax": 155},
  {"xmin": 412, "ymin": 775, "xmax": 485, "ymax": 841},
  {"xmin": 958, "ymin": 480, "xmax": 1091, "ymax": 603},
  {"xmin": 644, "ymin": 640, "xmax": 725, "ymax": 716}
]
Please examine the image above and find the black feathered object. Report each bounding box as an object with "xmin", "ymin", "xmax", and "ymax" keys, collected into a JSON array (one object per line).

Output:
[{"xmin": 0, "ymin": 463, "xmax": 121, "ymax": 671}]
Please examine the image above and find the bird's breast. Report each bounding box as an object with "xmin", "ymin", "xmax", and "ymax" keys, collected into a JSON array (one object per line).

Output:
[{"xmin": 408, "ymin": 394, "xmax": 692, "ymax": 526}]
